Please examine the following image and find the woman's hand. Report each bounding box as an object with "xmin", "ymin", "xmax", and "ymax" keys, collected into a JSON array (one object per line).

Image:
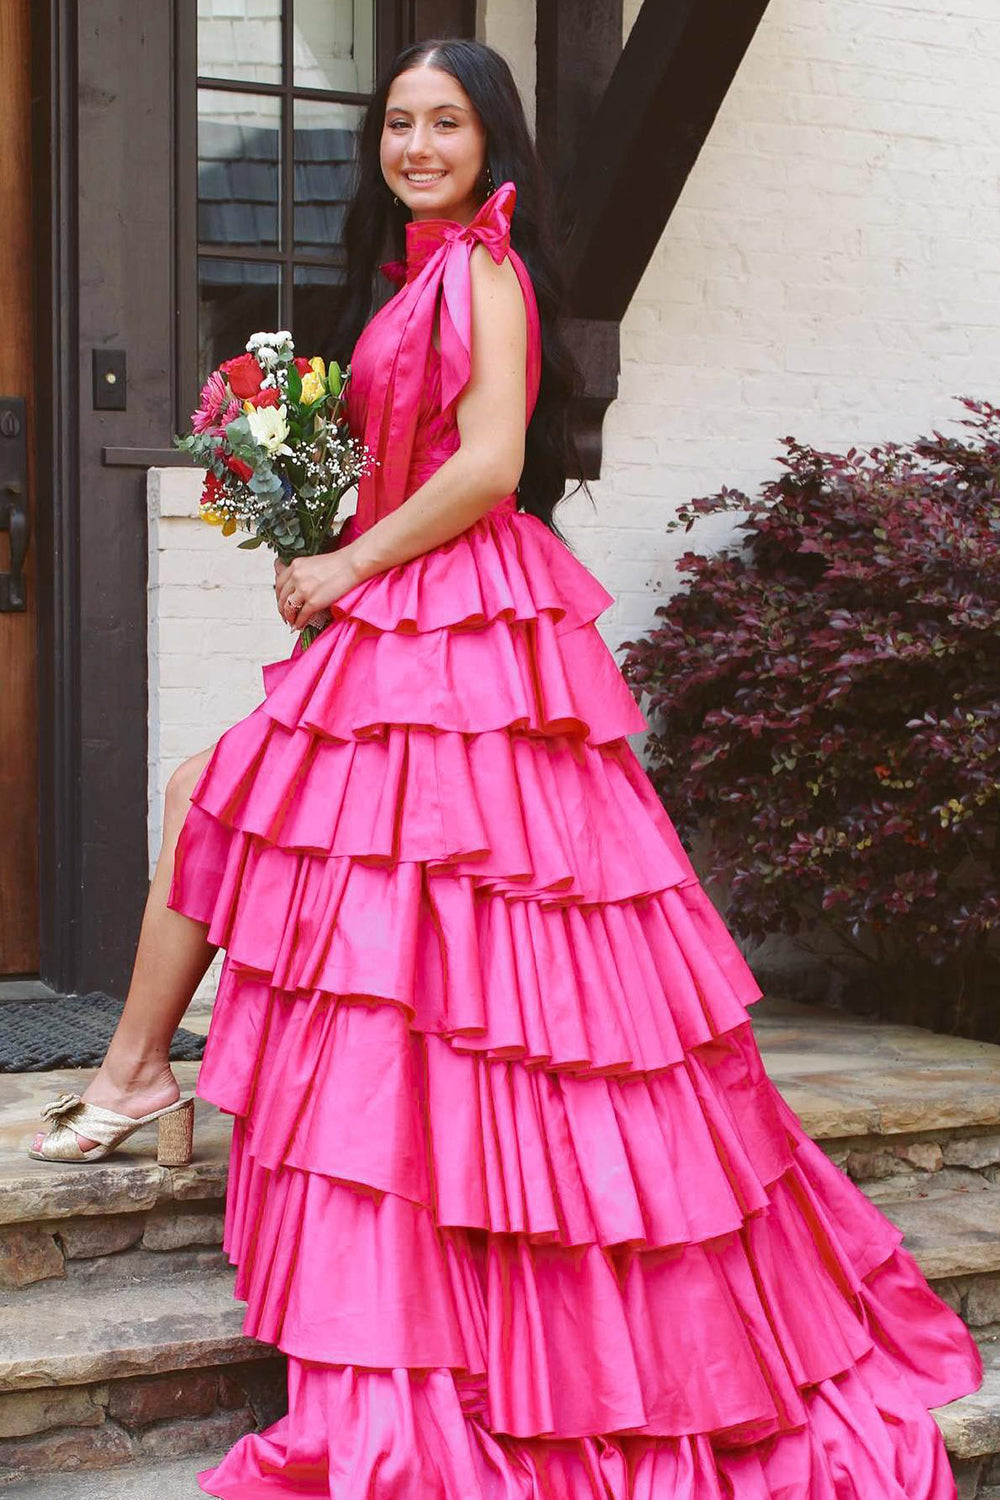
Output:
[{"xmin": 273, "ymin": 547, "xmax": 366, "ymax": 634}]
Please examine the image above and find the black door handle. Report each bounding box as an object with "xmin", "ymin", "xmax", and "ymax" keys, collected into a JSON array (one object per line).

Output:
[{"xmin": 0, "ymin": 399, "xmax": 29, "ymax": 612}]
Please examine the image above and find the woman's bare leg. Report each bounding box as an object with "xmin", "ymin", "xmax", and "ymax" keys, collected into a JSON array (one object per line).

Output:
[{"xmin": 32, "ymin": 747, "xmax": 220, "ymax": 1155}]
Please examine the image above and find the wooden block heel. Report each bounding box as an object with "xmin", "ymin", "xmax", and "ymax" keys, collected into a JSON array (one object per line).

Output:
[{"xmin": 157, "ymin": 1098, "xmax": 195, "ymax": 1166}]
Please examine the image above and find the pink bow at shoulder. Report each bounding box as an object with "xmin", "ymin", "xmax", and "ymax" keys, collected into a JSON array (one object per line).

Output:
[{"xmin": 379, "ymin": 179, "xmax": 516, "ymax": 285}]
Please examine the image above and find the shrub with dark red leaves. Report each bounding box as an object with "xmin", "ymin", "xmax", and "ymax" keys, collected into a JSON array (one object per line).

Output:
[{"xmin": 620, "ymin": 398, "xmax": 1000, "ymax": 1038}]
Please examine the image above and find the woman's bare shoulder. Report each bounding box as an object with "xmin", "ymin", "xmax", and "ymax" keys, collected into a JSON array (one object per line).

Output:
[{"xmin": 467, "ymin": 241, "xmax": 527, "ymax": 343}]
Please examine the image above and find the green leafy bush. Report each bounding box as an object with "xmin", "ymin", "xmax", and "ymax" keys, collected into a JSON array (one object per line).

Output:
[{"xmin": 620, "ymin": 399, "xmax": 1000, "ymax": 1038}]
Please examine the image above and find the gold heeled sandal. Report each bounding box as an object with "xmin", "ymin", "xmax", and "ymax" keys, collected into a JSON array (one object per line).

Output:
[{"xmin": 28, "ymin": 1091, "xmax": 196, "ymax": 1166}]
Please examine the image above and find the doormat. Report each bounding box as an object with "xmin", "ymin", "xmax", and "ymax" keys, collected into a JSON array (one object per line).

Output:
[{"xmin": 0, "ymin": 993, "xmax": 207, "ymax": 1073}]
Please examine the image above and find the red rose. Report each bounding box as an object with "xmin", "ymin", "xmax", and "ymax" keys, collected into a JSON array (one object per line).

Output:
[
  {"xmin": 200, "ymin": 471, "xmax": 224, "ymax": 507},
  {"xmin": 245, "ymin": 384, "xmax": 281, "ymax": 409},
  {"xmin": 223, "ymin": 454, "xmax": 254, "ymax": 482},
  {"xmin": 220, "ymin": 352, "xmax": 264, "ymax": 400},
  {"xmin": 293, "ymin": 356, "xmax": 312, "ymax": 375}
]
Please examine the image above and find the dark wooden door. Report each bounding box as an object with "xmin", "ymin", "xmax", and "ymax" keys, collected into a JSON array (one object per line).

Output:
[{"xmin": 0, "ymin": 0, "xmax": 39, "ymax": 974}]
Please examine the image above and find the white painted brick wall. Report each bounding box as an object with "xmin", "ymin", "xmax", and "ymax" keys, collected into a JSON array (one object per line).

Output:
[
  {"xmin": 148, "ymin": 468, "xmax": 299, "ymax": 1002},
  {"xmin": 148, "ymin": 0, "xmax": 1000, "ymax": 1001},
  {"xmin": 560, "ymin": 0, "xmax": 1000, "ymax": 660}
]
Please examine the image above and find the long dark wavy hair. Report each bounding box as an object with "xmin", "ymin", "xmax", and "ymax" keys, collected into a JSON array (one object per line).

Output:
[{"xmin": 330, "ymin": 37, "xmax": 594, "ymax": 541}]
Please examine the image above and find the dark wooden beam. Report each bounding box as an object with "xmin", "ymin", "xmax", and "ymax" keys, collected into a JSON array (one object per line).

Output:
[
  {"xmin": 535, "ymin": 0, "xmax": 624, "ymax": 481},
  {"xmin": 561, "ymin": 0, "xmax": 771, "ymax": 320},
  {"xmin": 33, "ymin": 0, "xmax": 84, "ymax": 993},
  {"xmin": 376, "ymin": 1, "xmax": 405, "ymax": 78},
  {"xmin": 411, "ymin": 0, "xmax": 477, "ymax": 40},
  {"xmin": 536, "ymin": 0, "xmax": 622, "ymax": 210},
  {"xmin": 535, "ymin": 0, "xmax": 770, "ymax": 475},
  {"xmin": 70, "ymin": 1, "xmax": 177, "ymax": 996}
]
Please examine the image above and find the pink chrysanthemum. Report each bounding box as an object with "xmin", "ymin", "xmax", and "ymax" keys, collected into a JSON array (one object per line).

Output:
[{"xmin": 191, "ymin": 370, "xmax": 242, "ymax": 435}]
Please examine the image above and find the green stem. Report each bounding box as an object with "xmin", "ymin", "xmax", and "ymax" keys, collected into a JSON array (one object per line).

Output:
[
  {"xmin": 297, "ymin": 619, "xmax": 327, "ymax": 651},
  {"xmin": 797, "ymin": 894, "xmax": 880, "ymax": 966}
]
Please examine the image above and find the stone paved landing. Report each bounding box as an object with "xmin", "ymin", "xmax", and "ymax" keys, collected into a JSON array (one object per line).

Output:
[
  {"xmin": 0, "ymin": 1449, "xmax": 229, "ymax": 1497},
  {"xmin": 751, "ymin": 997, "xmax": 1000, "ymax": 1139}
]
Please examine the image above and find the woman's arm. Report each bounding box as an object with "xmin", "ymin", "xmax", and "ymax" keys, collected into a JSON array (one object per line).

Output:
[{"xmin": 275, "ymin": 244, "xmax": 527, "ymax": 631}]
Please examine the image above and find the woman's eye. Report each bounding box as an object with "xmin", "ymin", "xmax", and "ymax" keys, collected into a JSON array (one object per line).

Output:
[{"xmin": 387, "ymin": 118, "xmax": 457, "ymax": 130}]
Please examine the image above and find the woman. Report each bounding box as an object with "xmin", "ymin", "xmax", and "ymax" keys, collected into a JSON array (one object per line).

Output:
[{"xmin": 29, "ymin": 36, "xmax": 982, "ymax": 1499}]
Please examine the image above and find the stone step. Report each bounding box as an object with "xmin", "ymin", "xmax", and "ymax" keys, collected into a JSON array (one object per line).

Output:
[
  {"xmin": 0, "ymin": 1266, "xmax": 285, "ymax": 1482},
  {"xmin": 0, "ymin": 1062, "xmax": 228, "ymax": 1224},
  {"xmin": 933, "ymin": 1336, "xmax": 1000, "ymax": 1497},
  {"xmin": 881, "ymin": 1185, "xmax": 1000, "ymax": 1281},
  {"xmin": 2, "ymin": 1338, "xmax": 998, "ymax": 1493},
  {"xmin": 0, "ymin": 1448, "xmax": 229, "ymax": 1497},
  {"xmin": 874, "ymin": 1184, "xmax": 1000, "ymax": 1338},
  {"xmin": 0, "ymin": 1063, "xmax": 231, "ymax": 1292},
  {"xmin": 0, "ymin": 1266, "xmax": 265, "ymax": 1393},
  {"xmin": 754, "ymin": 999, "xmax": 1000, "ymax": 1209},
  {"xmin": 0, "ymin": 1212, "xmax": 233, "ymax": 1294},
  {"xmin": 935, "ymin": 1338, "xmax": 1000, "ymax": 1460},
  {"xmin": 754, "ymin": 1002, "xmax": 1000, "ymax": 1339},
  {"xmin": 754, "ymin": 998, "xmax": 1000, "ymax": 1144}
]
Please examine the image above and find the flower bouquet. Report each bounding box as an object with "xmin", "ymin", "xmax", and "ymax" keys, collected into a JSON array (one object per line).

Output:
[{"xmin": 173, "ymin": 330, "xmax": 376, "ymax": 647}]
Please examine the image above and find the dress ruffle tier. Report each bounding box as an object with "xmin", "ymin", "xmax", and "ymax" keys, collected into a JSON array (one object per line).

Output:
[{"xmin": 169, "ymin": 499, "xmax": 983, "ymax": 1499}]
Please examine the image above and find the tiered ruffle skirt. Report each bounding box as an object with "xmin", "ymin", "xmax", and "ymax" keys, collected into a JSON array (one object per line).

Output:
[{"xmin": 168, "ymin": 501, "xmax": 983, "ymax": 1498}]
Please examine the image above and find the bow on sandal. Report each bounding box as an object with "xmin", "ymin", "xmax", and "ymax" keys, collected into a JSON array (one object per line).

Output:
[{"xmin": 28, "ymin": 1091, "xmax": 196, "ymax": 1166}]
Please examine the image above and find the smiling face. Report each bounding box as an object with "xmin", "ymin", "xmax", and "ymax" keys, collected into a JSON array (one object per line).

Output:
[{"xmin": 380, "ymin": 62, "xmax": 488, "ymax": 225}]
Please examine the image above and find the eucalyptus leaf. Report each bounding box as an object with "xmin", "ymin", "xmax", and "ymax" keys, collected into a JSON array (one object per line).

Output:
[{"xmin": 249, "ymin": 469, "xmax": 283, "ymax": 495}]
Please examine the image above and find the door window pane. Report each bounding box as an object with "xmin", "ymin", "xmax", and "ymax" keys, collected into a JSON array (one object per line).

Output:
[
  {"xmin": 293, "ymin": 264, "xmax": 345, "ymax": 363},
  {"xmin": 198, "ymin": 258, "xmax": 280, "ymax": 390},
  {"xmin": 185, "ymin": 1, "xmax": 376, "ymax": 416},
  {"xmin": 199, "ymin": 90, "xmax": 282, "ymax": 251},
  {"xmin": 198, "ymin": 0, "xmax": 282, "ymax": 87},
  {"xmin": 294, "ymin": 99, "xmax": 362, "ymax": 256},
  {"xmin": 294, "ymin": 0, "xmax": 374, "ymax": 94}
]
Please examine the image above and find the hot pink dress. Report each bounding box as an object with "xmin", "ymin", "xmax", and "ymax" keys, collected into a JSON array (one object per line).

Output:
[{"xmin": 169, "ymin": 180, "xmax": 982, "ymax": 1498}]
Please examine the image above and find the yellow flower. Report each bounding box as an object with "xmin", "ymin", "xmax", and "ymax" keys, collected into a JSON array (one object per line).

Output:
[
  {"xmin": 200, "ymin": 508, "xmax": 224, "ymax": 526},
  {"xmin": 309, "ymin": 356, "xmax": 326, "ymax": 379},
  {"xmin": 300, "ymin": 371, "xmax": 326, "ymax": 405}
]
